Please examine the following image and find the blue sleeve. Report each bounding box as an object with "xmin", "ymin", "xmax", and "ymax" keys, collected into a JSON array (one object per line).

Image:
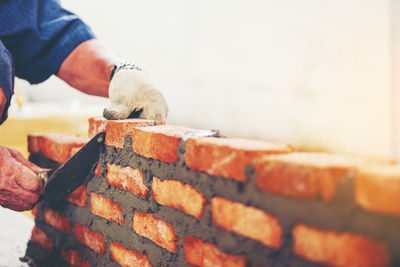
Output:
[
  {"xmin": 0, "ymin": 40, "xmax": 14, "ymax": 124},
  {"xmin": 0, "ymin": 0, "xmax": 95, "ymax": 84}
]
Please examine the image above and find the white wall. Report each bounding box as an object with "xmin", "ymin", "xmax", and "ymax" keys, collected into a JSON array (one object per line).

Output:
[{"xmin": 21, "ymin": 0, "xmax": 397, "ymax": 159}]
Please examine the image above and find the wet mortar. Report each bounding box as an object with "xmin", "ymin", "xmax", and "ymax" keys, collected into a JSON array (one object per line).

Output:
[{"xmin": 26, "ymin": 134, "xmax": 400, "ymax": 267}]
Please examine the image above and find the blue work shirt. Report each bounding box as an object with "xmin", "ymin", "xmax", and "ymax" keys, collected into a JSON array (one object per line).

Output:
[{"xmin": 0, "ymin": 0, "xmax": 95, "ymax": 124}]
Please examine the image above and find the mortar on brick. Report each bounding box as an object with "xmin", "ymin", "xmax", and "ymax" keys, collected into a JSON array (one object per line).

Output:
[{"xmin": 24, "ymin": 120, "xmax": 400, "ymax": 267}]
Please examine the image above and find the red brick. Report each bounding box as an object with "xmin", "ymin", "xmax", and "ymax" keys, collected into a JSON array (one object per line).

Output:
[
  {"xmin": 74, "ymin": 223, "xmax": 107, "ymax": 254},
  {"xmin": 69, "ymin": 147, "xmax": 82, "ymax": 157},
  {"xmin": 152, "ymin": 177, "xmax": 206, "ymax": 218},
  {"xmin": 90, "ymin": 192, "xmax": 125, "ymax": 225},
  {"xmin": 88, "ymin": 116, "xmax": 164, "ymax": 149},
  {"xmin": 110, "ymin": 241, "xmax": 152, "ymax": 267},
  {"xmin": 31, "ymin": 204, "xmax": 39, "ymax": 217},
  {"xmin": 185, "ymin": 137, "xmax": 293, "ymax": 182},
  {"xmin": 293, "ymin": 224, "xmax": 390, "ymax": 267},
  {"xmin": 184, "ymin": 236, "xmax": 246, "ymax": 267},
  {"xmin": 61, "ymin": 249, "xmax": 90, "ymax": 267},
  {"xmin": 132, "ymin": 125, "xmax": 201, "ymax": 163},
  {"xmin": 28, "ymin": 133, "xmax": 88, "ymax": 163},
  {"xmin": 31, "ymin": 226, "xmax": 53, "ymax": 250},
  {"xmin": 94, "ymin": 161, "xmax": 101, "ymax": 177},
  {"xmin": 66, "ymin": 185, "xmax": 88, "ymax": 207},
  {"xmin": 27, "ymin": 133, "xmax": 42, "ymax": 153},
  {"xmin": 254, "ymin": 152, "xmax": 367, "ymax": 201},
  {"xmin": 133, "ymin": 211, "xmax": 178, "ymax": 253},
  {"xmin": 355, "ymin": 164, "xmax": 400, "ymax": 216},
  {"xmin": 107, "ymin": 164, "xmax": 149, "ymax": 199},
  {"xmin": 43, "ymin": 208, "xmax": 71, "ymax": 234},
  {"xmin": 211, "ymin": 197, "xmax": 282, "ymax": 249}
]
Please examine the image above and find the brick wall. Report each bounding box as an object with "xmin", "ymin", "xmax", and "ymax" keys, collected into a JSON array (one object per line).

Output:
[{"xmin": 25, "ymin": 117, "xmax": 400, "ymax": 267}]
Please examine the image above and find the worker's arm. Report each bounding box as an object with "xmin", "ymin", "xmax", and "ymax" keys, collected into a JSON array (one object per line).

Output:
[
  {"xmin": 57, "ymin": 39, "xmax": 169, "ymax": 120},
  {"xmin": 57, "ymin": 40, "xmax": 116, "ymax": 98}
]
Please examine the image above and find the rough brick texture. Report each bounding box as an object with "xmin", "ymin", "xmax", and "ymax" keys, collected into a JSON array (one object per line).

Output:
[
  {"xmin": 60, "ymin": 249, "xmax": 90, "ymax": 267},
  {"xmin": 184, "ymin": 236, "xmax": 247, "ymax": 267},
  {"xmin": 43, "ymin": 208, "xmax": 71, "ymax": 234},
  {"xmin": 66, "ymin": 185, "xmax": 87, "ymax": 207},
  {"xmin": 211, "ymin": 197, "xmax": 282, "ymax": 249},
  {"xmin": 152, "ymin": 177, "xmax": 206, "ymax": 218},
  {"xmin": 30, "ymin": 226, "xmax": 53, "ymax": 250},
  {"xmin": 74, "ymin": 223, "xmax": 107, "ymax": 255},
  {"xmin": 28, "ymin": 133, "xmax": 88, "ymax": 163},
  {"xmin": 255, "ymin": 152, "xmax": 365, "ymax": 201},
  {"xmin": 26, "ymin": 117, "xmax": 400, "ymax": 267},
  {"xmin": 355, "ymin": 164, "xmax": 400, "ymax": 216},
  {"xmin": 107, "ymin": 163, "xmax": 149, "ymax": 199},
  {"xmin": 186, "ymin": 137, "xmax": 293, "ymax": 182},
  {"xmin": 132, "ymin": 125, "xmax": 201, "ymax": 162},
  {"xmin": 31, "ymin": 204, "xmax": 39, "ymax": 217},
  {"xmin": 94, "ymin": 161, "xmax": 101, "ymax": 177},
  {"xmin": 110, "ymin": 241, "xmax": 152, "ymax": 267},
  {"xmin": 293, "ymin": 224, "xmax": 390, "ymax": 267},
  {"xmin": 133, "ymin": 211, "xmax": 178, "ymax": 253},
  {"xmin": 90, "ymin": 192, "xmax": 125, "ymax": 225},
  {"xmin": 89, "ymin": 116, "xmax": 163, "ymax": 149}
]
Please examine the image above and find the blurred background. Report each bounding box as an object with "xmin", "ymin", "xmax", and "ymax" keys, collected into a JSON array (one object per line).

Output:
[{"xmin": 1, "ymin": 0, "xmax": 399, "ymax": 160}]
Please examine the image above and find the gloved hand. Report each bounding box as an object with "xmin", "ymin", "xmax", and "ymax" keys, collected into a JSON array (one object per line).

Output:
[
  {"xmin": 0, "ymin": 146, "xmax": 44, "ymax": 211},
  {"xmin": 103, "ymin": 64, "xmax": 169, "ymax": 121}
]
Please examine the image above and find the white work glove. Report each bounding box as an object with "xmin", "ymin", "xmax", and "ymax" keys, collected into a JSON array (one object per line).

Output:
[{"xmin": 103, "ymin": 63, "xmax": 169, "ymax": 121}]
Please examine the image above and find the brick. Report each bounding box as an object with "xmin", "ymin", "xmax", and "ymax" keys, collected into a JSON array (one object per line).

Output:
[
  {"xmin": 27, "ymin": 133, "xmax": 42, "ymax": 153},
  {"xmin": 355, "ymin": 164, "xmax": 400, "ymax": 216},
  {"xmin": 107, "ymin": 164, "xmax": 149, "ymax": 199},
  {"xmin": 185, "ymin": 137, "xmax": 293, "ymax": 182},
  {"xmin": 74, "ymin": 223, "xmax": 107, "ymax": 254},
  {"xmin": 31, "ymin": 204, "xmax": 39, "ymax": 217},
  {"xmin": 211, "ymin": 197, "xmax": 282, "ymax": 249},
  {"xmin": 132, "ymin": 125, "xmax": 204, "ymax": 163},
  {"xmin": 61, "ymin": 249, "xmax": 90, "ymax": 267},
  {"xmin": 94, "ymin": 161, "xmax": 101, "ymax": 177},
  {"xmin": 88, "ymin": 116, "xmax": 164, "ymax": 149},
  {"xmin": 133, "ymin": 211, "xmax": 178, "ymax": 253},
  {"xmin": 30, "ymin": 226, "xmax": 53, "ymax": 250},
  {"xmin": 254, "ymin": 152, "xmax": 366, "ymax": 201},
  {"xmin": 110, "ymin": 241, "xmax": 152, "ymax": 267},
  {"xmin": 293, "ymin": 224, "xmax": 390, "ymax": 267},
  {"xmin": 69, "ymin": 147, "xmax": 82, "ymax": 157},
  {"xmin": 28, "ymin": 133, "xmax": 88, "ymax": 163},
  {"xmin": 152, "ymin": 177, "xmax": 206, "ymax": 218},
  {"xmin": 184, "ymin": 236, "xmax": 246, "ymax": 267},
  {"xmin": 43, "ymin": 208, "xmax": 71, "ymax": 234},
  {"xmin": 66, "ymin": 185, "xmax": 88, "ymax": 207},
  {"xmin": 90, "ymin": 192, "xmax": 125, "ymax": 225}
]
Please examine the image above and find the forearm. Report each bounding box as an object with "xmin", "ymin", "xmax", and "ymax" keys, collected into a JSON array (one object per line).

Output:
[{"xmin": 57, "ymin": 39, "xmax": 119, "ymax": 98}]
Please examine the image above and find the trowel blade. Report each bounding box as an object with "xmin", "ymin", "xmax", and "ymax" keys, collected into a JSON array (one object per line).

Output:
[{"xmin": 44, "ymin": 132, "xmax": 105, "ymax": 204}]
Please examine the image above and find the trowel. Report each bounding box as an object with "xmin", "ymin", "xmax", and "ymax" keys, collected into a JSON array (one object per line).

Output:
[{"xmin": 38, "ymin": 132, "xmax": 105, "ymax": 204}]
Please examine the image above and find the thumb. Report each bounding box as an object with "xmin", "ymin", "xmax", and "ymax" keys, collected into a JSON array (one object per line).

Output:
[
  {"xmin": 16, "ymin": 166, "xmax": 44, "ymax": 194},
  {"xmin": 103, "ymin": 104, "xmax": 132, "ymax": 120}
]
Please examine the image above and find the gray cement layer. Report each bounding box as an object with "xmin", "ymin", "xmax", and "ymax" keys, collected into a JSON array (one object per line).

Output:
[{"xmin": 26, "ymin": 134, "xmax": 400, "ymax": 267}]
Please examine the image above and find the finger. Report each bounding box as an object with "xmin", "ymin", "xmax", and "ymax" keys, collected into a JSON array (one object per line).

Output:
[
  {"xmin": 7, "ymin": 148, "xmax": 44, "ymax": 174},
  {"xmin": 15, "ymin": 164, "xmax": 44, "ymax": 194},
  {"xmin": 103, "ymin": 104, "xmax": 132, "ymax": 120},
  {"xmin": 139, "ymin": 104, "xmax": 168, "ymax": 121},
  {"xmin": 0, "ymin": 188, "xmax": 40, "ymax": 211}
]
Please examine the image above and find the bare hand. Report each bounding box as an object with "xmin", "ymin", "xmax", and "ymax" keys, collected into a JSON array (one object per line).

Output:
[{"xmin": 0, "ymin": 146, "xmax": 44, "ymax": 211}]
